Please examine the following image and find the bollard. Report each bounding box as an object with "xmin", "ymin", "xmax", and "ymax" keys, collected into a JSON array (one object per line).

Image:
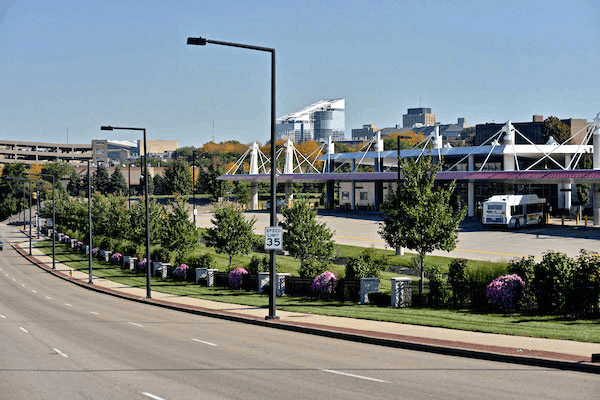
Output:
[
  {"xmin": 576, "ymin": 215, "xmax": 579, "ymax": 225},
  {"xmin": 585, "ymin": 215, "xmax": 588, "ymax": 226},
  {"xmin": 561, "ymin": 215, "xmax": 565, "ymax": 226},
  {"xmin": 69, "ymin": 269, "xmax": 73, "ymax": 277},
  {"xmin": 546, "ymin": 213, "xmax": 549, "ymax": 223}
]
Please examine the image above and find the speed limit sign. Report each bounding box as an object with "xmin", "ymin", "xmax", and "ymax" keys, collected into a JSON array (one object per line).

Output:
[{"xmin": 264, "ymin": 226, "xmax": 283, "ymax": 250}]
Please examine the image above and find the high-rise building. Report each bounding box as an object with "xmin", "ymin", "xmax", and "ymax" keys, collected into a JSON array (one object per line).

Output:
[
  {"xmin": 276, "ymin": 99, "xmax": 345, "ymax": 143},
  {"xmin": 402, "ymin": 107, "xmax": 436, "ymax": 128}
]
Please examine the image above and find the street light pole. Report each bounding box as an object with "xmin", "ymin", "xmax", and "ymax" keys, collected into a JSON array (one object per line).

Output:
[
  {"xmin": 187, "ymin": 36, "xmax": 279, "ymax": 319},
  {"xmin": 192, "ymin": 150, "xmax": 196, "ymax": 226},
  {"xmin": 28, "ymin": 180, "xmax": 32, "ymax": 254},
  {"xmin": 88, "ymin": 159, "xmax": 93, "ymax": 284},
  {"xmin": 128, "ymin": 162, "xmax": 132, "ymax": 209},
  {"xmin": 101, "ymin": 125, "xmax": 152, "ymax": 298}
]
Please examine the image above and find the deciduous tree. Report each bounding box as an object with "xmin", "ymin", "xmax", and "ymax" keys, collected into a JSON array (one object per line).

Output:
[
  {"xmin": 204, "ymin": 203, "xmax": 256, "ymax": 265},
  {"xmin": 280, "ymin": 200, "xmax": 335, "ymax": 260},
  {"xmin": 379, "ymin": 157, "xmax": 467, "ymax": 297}
]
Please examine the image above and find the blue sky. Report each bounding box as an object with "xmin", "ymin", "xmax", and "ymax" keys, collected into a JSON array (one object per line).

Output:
[{"xmin": 0, "ymin": 0, "xmax": 598, "ymax": 147}]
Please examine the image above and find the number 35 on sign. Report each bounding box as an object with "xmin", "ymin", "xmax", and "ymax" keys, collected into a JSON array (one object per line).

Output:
[{"xmin": 264, "ymin": 227, "xmax": 283, "ymax": 250}]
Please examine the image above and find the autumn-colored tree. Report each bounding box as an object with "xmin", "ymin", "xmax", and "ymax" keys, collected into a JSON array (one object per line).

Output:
[{"xmin": 544, "ymin": 116, "xmax": 571, "ymax": 143}]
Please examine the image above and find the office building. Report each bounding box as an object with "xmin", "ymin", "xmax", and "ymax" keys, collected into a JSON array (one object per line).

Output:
[
  {"xmin": 276, "ymin": 99, "xmax": 345, "ymax": 143},
  {"xmin": 402, "ymin": 107, "xmax": 436, "ymax": 128}
]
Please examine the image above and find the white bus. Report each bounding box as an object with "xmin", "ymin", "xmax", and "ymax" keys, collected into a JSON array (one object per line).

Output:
[{"xmin": 482, "ymin": 194, "xmax": 546, "ymax": 228}]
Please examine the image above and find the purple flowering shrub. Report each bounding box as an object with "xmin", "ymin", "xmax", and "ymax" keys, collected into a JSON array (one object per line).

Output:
[
  {"xmin": 61, "ymin": 235, "xmax": 70, "ymax": 243},
  {"xmin": 486, "ymin": 274, "xmax": 525, "ymax": 310},
  {"xmin": 312, "ymin": 271, "xmax": 338, "ymax": 295},
  {"xmin": 92, "ymin": 247, "xmax": 99, "ymax": 257},
  {"xmin": 229, "ymin": 267, "xmax": 248, "ymax": 289},
  {"xmin": 173, "ymin": 264, "xmax": 189, "ymax": 280},
  {"xmin": 110, "ymin": 252, "xmax": 122, "ymax": 265},
  {"xmin": 137, "ymin": 258, "xmax": 151, "ymax": 271}
]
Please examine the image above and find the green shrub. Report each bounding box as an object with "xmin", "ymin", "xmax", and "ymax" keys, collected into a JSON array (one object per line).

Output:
[
  {"xmin": 193, "ymin": 253, "xmax": 217, "ymax": 269},
  {"xmin": 114, "ymin": 240, "xmax": 138, "ymax": 257},
  {"xmin": 508, "ymin": 256, "xmax": 537, "ymax": 309},
  {"xmin": 367, "ymin": 291, "xmax": 391, "ymax": 306},
  {"xmin": 448, "ymin": 258, "xmax": 468, "ymax": 285},
  {"xmin": 345, "ymin": 248, "xmax": 387, "ymax": 279},
  {"xmin": 425, "ymin": 264, "xmax": 450, "ymax": 306},
  {"xmin": 299, "ymin": 258, "xmax": 331, "ymax": 279},
  {"xmin": 151, "ymin": 245, "xmax": 171, "ymax": 263},
  {"xmin": 99, "ymin": 236, "xmax": 112, "ymax": 251},
  {"xmin": 571, "ymin": 250, "xmax": 600, "ymax": 315},
  {"xmin": 247, "ymin": 255, "xmax": 269, "ymax": 275},
  {"xmin": 251, "ymin": 234, "xmax": 266, "ymax": 253},
  {"xmin": 534, "ymin": 251, "xmax": 576, "ymax": 313}
]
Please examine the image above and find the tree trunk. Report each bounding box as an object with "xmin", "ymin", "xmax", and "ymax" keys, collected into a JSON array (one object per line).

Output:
[{"xmin": 419, "ymin": 253, "xmax": 425, "ymax": 301}]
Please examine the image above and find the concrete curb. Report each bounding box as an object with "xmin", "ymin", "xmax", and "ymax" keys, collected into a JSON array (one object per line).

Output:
[{"xmin": 12, "ymin": 241, "xmax": 600, "ymax": 375}]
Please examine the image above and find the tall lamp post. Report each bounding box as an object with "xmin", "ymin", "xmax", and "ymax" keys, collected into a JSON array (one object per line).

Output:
[
  {"xmin": 101, "ymin": 125, "xmax": 152, "ymax": 299},
  {"xmin": 128, "ymin": 162, "xmax": 132, "ymax": 209},
  {"xmin": 192, "ymin": 150, "xmax": 197, "ymax": 226},
  {"xmin": 187, "ymin": 36, "xmax": 279, "ymax": 319},
  {"xmin": 87, "ymin": 159, "xmax": 93, "ymax": 284}
]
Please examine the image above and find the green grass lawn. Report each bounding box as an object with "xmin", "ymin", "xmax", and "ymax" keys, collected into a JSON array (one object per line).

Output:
[{"xmin": 35, "ymin": 240, "xmax": 600, "ymax": 343}]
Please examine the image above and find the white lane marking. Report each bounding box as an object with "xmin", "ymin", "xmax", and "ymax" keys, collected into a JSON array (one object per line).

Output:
[
  {"xmin": 31, "ymin": 290, "xmax": 37, "ymax": 293},
  {"xmin": 0, "ymin": 314, "xmax": 6, "ymax": 319},
  {"xmin": 12, "ymin": 278, "xmax": 16, "ymax": 281},
  {"xmin": 45, "ymin": 296, "xmax": 52, "ymax": 300},
  {"xmin": 21, "ymin": 283, "xmax": 25, "ymax": 287},
  {"xmin": 322, "ymin": 369, "xmax": 388, "ymax": 383},
  {"xmin": 65, "ymin": 303, "xmax": 72, "ymax": 307},
  {"xmin": 192, "ymin": 338, "xmax": 218, "ymax": 347},
  {"xmin": 89, "ymin": 311, "xmax": 99, "ymax": 315},
  {"xmin": 53, "ymin": 348, "xmax": 69, "ymax": 358},
  {"xmin": 141, "ymin": 392, "xmax": 166, "ymax": 400},
  {"xmin": 20, "ymin": 327, "xmax": 29, "ymax": 333},
  {"xmin": 128, "ymin": 322, "xmax": 143, "ymax": 327}
]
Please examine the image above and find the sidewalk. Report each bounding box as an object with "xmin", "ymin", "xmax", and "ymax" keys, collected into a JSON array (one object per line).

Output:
[{"xmin": 5, "ymin": 231, "xmax": 600, "ymax": 374}]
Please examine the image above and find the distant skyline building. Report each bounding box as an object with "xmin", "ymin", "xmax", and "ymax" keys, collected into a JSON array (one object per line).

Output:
[
  {"xmin": 402, "ymin": 107, "xmax": 436, "ymax": 128},
  {"xmin": 276, "ymin": 98, "xmax": 345, "ymax": 143}
]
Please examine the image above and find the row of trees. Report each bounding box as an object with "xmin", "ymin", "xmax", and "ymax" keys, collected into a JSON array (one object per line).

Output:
[{"xmin": 42, "ymin": 192, "xmax": 198, "ymax": 264}]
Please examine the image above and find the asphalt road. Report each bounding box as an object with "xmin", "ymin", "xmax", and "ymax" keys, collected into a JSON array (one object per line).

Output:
[
  {"xmin": 1, "ymin": 241, "xmax": 599, "ymax": 399},
  {"xmin": 195, "ymin": 211, "xmax": 600, "ymax": 262}
]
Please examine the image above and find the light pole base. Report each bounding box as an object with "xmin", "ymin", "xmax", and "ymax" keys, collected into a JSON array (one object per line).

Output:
[{"xmin": 265, "ymin": 315, "xmax": 280, "ymax": 320}]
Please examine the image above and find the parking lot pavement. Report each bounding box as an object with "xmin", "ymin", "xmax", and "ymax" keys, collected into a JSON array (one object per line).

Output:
[{"xmin": 196, "ymin": 211, "xmax": 600, "ymax": 262}]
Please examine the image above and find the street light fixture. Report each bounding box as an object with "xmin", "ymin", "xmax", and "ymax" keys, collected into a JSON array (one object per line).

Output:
[
  {"xmin": 187, "ymin": 36, "xmax": 279, "ymax": 320},
  {"xmin": 101, "ymin": 125, "xmax": 152, "ymax": 298}
]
